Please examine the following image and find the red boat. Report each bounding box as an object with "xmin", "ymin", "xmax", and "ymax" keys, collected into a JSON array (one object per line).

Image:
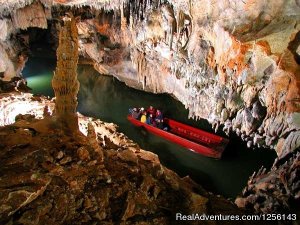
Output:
[{"xmin": 127, "ymin": 115, "xmax": 229, "ymax": 159}]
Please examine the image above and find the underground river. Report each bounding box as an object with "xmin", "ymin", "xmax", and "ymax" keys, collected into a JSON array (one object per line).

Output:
[{"xmin": 23, "ymin": 55, "xmax": 276, "ymax": 198}]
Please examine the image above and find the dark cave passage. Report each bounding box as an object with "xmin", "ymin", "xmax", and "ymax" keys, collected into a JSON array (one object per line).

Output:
[{"xmin": 21, "ymin": 22, "xmax": 57, "ymax": 57}]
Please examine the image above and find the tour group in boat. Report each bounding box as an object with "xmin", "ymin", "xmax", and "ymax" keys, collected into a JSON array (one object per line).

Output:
[{"xmin": 128, "ymin": 106, "xmax": 229, "ymax": 159}]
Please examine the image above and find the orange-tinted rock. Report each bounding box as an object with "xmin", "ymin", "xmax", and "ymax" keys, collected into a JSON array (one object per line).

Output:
[
  {"xmin": 0, "ymin": 0, "xmax": 299, "ymax": 218},
  {"xmin": 0, "ymin": 107, "xmax": 252, "ymax": 224},
  {"xmin": 77, "ymin": 146, "xmax": 90, "ymax": 161},
  {"xmin": 256, "ymin": 40, "xmax": 272, "ymax": 55},
  {"xmin": 52, "ymin": 14, "xmax": 80, "ymax": 131},
  {"xmin": 11, "ymin": 1, "xmax": 47, "ymax": 30}
]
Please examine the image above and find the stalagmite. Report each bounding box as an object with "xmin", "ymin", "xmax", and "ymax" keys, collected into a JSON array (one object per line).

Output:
[
  {"xmin": 87, "ymin": 122, "xmax": 104, "ymax": 162},
  {"xmin": 52, "ymin": 14, "xmax": 80, "ymax": 131}
]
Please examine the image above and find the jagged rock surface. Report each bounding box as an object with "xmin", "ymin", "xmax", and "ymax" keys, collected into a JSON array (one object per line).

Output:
[
  {"xmin": 41, "ymin": 0, "xmax": 300, "ymax": 156},
  {"xmin": 0, "ymin": 93, "xmax": 53, "ymax": 126},
  {"xmin": 0, "ymin": 93, "xmax": 257, "ymax": 225},
  {"xmin": 11, "ymin": 1, "xmax": 48, "ymax": 30},
  {"xmin": 235, "ymin": 151, "xmax": 300, "ymax": 214},
  {"xmin": 0, "ymin": 38, "xmax": 27, "ymax": 86},
  {"xmin": 0, "ymin": 0, "xmax": 300, "ymax": 216}
]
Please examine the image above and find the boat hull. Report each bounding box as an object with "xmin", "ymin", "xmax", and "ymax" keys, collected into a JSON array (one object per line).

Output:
[{"xmin": 127, "ymin": 115, "xmax": 228, "ymax": 159}]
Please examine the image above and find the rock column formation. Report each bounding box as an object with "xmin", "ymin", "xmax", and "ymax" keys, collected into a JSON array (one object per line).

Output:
[{"xmin": 52, "ymin": 14, "xmax": 80, "ymax": 131}]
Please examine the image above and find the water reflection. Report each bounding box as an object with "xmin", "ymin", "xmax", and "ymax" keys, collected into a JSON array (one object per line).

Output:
[
  {"xmin": 77, "ymin": 65, "xmax": 276, "ymax": 198},
  {"xmin": 23, "ymin": 61, "xmax": 276, "ymax": 198},
  {"xmin": 22, "ymin": 57, "xmax": 55, "ymax": 97}
]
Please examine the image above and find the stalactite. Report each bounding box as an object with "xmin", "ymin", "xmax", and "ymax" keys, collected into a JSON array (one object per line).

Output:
[
  {"xmin": 120, "ymin": 5, "xmax": 127, "ymax": 32},
  {"xmin": 52, "ymin": 14, "xmax": 80, "ymax": 131},
  {"xmin": 131, "ymin": 48, "xmax": 147, "ymax": 89},
  {"xmin": 138, "ymin": 52, "xmax": 147, "ymax": 89},
  {"xmin": 129, "ymin": 14, "xmax": 134, "ymax": 31},
  {"xmin": 128, "ymin": 0, "xmax": 134, "ymax": 30},
  {"xmin": 161, "ymin": 4, "xmax": 176, "ymax": 50},
  {"xmin": 117, "ymin": 0, "xmax": 159, "ymax": 25},
  {"xmin": 176, "ymin": 10, "xmax": 191, "ymax": 48}
]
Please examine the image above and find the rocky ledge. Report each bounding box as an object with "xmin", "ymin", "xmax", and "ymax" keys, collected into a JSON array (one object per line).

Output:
[{"xmin": 0, "ymin": 92, "xmax": 260, "ymax": 225}]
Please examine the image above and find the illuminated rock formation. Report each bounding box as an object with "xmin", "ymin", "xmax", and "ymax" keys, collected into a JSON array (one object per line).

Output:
[
  {"xmin": 52, "ymin": 14, "xmax": 80, "ymax": 131},
  {"xmin": 0, "ymin": 0, "xmax": 299, "ymax": 216},
  {"xmin": 11, "ymin": 1, "xmax": 48, "ymax": 30},
  {"xmin": 0, "ymin": 94, "xmax": 254, "ymax": 225},
  {"xmin": 0, "ymin": 93, "xmax": 54, "ymax": 126}
]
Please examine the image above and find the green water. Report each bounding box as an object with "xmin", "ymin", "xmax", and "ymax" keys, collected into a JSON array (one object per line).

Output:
[
  {"xmin": 23, "ymin": 57, "xmax": 276, "ymax": 198},
  {"xmin": 23, "ymin": 56, "xmax": 56, "ymax": 97}
]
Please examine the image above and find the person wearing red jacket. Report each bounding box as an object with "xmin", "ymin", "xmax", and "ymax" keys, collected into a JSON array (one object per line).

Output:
[{"xmin": 146, "ymin": 106, "xmax": 156, "ymax": 117}]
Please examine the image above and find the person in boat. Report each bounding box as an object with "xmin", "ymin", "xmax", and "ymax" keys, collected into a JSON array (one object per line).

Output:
[
  {"xmin": 154, "ymin": 109, "xmax": 163, "ymax": 129},
  {"xmin": 162, "ymin": 119, "xmax": 169, "ymax": 131},
  {"xmin": 131, "ymin": 107, "xmax": 141, "ymax": 120},
  {"xmin": 129, "ymin": 108, "xmax": 134, "ymax": 114},
  {"xmin": 146, "ymin": 114, "xmax": 157, "ymax": 126},
  {"xmin": 146, "ymin": 106, "xmax": 156, "ymax": 118},
  {"xmin": 140, "ymin": 111, "xmax": 147, "ymax": 123},
  {"xmin": 155, "ymin": 109, "xmax": 163, "ymax": 120},
  {"xmin": 157, "ymin": 119, "xmax": 164, "ymax": 129}
]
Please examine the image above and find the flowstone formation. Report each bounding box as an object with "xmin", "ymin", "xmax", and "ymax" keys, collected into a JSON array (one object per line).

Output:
[{"xmin": 52, "ymin": 14, "xmax": 80, "ymax": 131}]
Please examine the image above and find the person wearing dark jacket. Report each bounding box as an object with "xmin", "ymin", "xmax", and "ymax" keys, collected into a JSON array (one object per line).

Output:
[
  {"xmin": 146, "ymin": 114, "xmax": 154, "ymax": 125},
  {"xmin": 155, "ymin": 109, "xmax": 163, "ymax": 120}
]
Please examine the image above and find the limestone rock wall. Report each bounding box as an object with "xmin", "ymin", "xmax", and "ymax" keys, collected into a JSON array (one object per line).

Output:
[
  {"xmin": 0, "ymin": 38, "xmax": 28, "ymax": 91},
  {"xmin": 69, "ymin": 0, "xmax": 300, "ymax": 158},
  {"xmin": 0, "ymin": 17, "xmax": 25, "ymax": 84},
  {"xmin": 11, "ymin": 1, "xmax": 48, "ymax": 30},
  {"xmin": 0, "ymin": 0, "xmax": 35, "ymax": 16}
]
